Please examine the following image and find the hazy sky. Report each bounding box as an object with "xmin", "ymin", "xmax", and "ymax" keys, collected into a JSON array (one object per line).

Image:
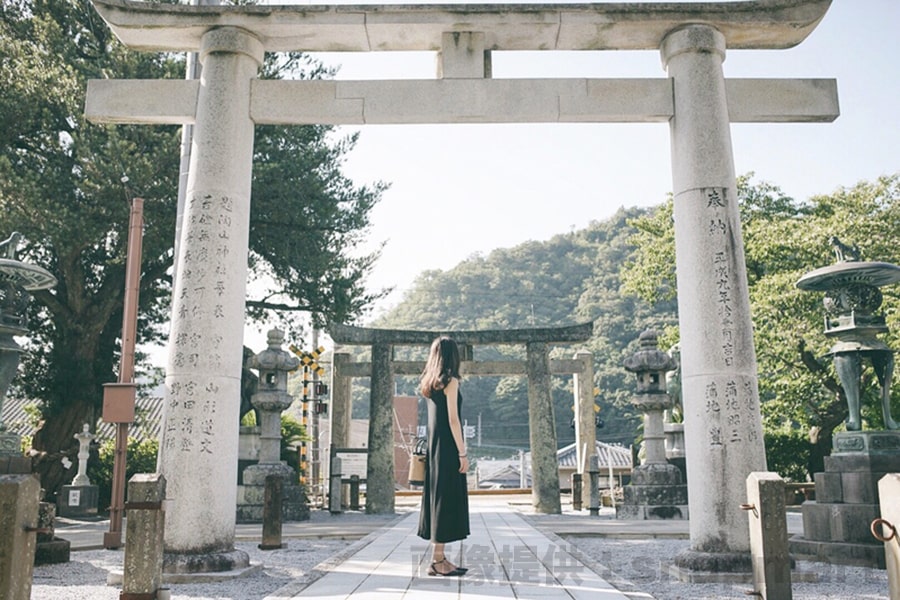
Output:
[{"xmin": 269, "ymin": 1, "xmax": 899, "ymax": 327}]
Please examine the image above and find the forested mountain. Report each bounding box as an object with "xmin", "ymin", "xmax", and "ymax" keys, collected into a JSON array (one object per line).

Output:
[{"xmin": 368, "ymin": 207, "xmax": 678, "ymax": 456}]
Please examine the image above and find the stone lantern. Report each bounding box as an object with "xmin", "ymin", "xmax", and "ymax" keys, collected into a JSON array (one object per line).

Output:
[
  {"xmin": 0, "ymin": 232, "xmax": 56, "ymax": 460},
  {"xmin": 617, "ymin": 330, "xmax": 688, "ymax": 520},
  {"xmin": 237, "ymin": 329, "xmax": 308, "ymax": 522},
  {"xmin": 790, "ymin": 239, "xmax": 900, "ymax": 568}
]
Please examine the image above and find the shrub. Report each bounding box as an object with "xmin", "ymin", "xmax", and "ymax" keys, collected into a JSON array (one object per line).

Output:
[
  {"xmin": 764, "ymin": 428, "xmax": 812, "ymax": 482},
  {"xmin": 87, "ymin": 437, "xmax": 159, "ymax": 514}
]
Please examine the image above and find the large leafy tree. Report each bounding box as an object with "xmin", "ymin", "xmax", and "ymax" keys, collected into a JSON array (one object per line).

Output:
[
  {"xmin": 0, "ymin": 0, "xmax": 383, "ymax": 498},
  {"xmin": 621, "ymin": 174, "xmax": 900, "ymax": 478}
]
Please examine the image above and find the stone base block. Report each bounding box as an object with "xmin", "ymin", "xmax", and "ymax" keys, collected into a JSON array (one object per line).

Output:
[
  {"xmin": 789, "ymin": 535, "xmax": 885, "ymax": 569},
  {"xmin": 236, "ymin": 483, "xmax": 309, "ymax": 523},
  {"xmin": 622, "ymin": 483, "xmax": 688, "ymax": 505},
  {"xmin": 0, "ymin": 454, "xmax": 31, "ymax": 474},
  {"xmin": 630, "ymin": 462, "xmax": 683, "ymax": 486},
  {"xmin": 57, "ymin": 485, "xmax": 98, "ymax": 518},
  {"xmin": 801, "ymin": 501, "xmax": 880, "ymax": 544},
  {"xmin": 241, "ymin": 463, "xmax": 295, "ymax": 487},
  {"xmin": 109, "ymin": 563, "xmax": 263, "ymax": 585},
  {"xmin": 34, "ymin": 537, "xmax": 70, "ymax": 566},
  {"xmin": 616, "ymin": 503, "xmax": 689, "ymax": 520},
  {"xmin": 163, "ymin": 548, "xmax": 250, "ymax": 574},
  {"xmin": 0, "ymin": 431, "xmax": 22, "ymax": 456},
  {"xmin": 670, "ymin": 549, "xmax": 752, "ymax": 583}
]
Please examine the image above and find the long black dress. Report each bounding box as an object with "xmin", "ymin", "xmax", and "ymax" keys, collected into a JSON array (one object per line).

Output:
[{"xmin": 417, "ymin": 385, "xmax": 470, "ymax": 543}]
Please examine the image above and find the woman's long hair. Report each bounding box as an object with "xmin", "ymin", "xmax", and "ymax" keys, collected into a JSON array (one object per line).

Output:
[{"xmin": 419, "ymin": 336, "xmax": 461, "ymax": 398}]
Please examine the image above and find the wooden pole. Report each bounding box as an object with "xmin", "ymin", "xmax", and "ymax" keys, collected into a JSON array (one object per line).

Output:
[{"xmin": 104, "ymin": 197, "xmax": 144, "ymax": 549}]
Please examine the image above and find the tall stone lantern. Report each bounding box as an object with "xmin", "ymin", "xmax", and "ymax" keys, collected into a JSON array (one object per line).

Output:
[
  {"xmin": 238, "ymin": 329, "xmax": 308, "ymax": 522},
  {"xmin": 617, "ymin": 330, "xmax": 689, "ymax": 520},
  {"xmin": 0, "ymin": 232, "xmax": 56, "ymax": 458},
  {"xmin": 790, "ymin": 240, "xmax": 900, "ymax": 568}
]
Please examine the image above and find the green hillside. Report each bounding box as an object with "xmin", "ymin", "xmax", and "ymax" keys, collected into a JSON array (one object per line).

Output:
[{"xmin": 369, "ymin": 206, "xmax": 678, "ymax": 455}]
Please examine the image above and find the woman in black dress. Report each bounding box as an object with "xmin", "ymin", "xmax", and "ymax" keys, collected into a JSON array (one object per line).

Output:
[{"xmin": 417, "ymin": 336, "xmax": 470, "ymax": 576}]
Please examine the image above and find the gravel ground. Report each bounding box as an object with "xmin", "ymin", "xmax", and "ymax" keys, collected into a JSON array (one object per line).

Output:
[
  {"xmin": 32, "ymin": 539, "xmax": 349, "ymax": 600},
  {"xmin": 30, "ymin": 508, "xmax": 892, "ymax": 600},
  {"xmin": 567, "ymin": 537, "xmax": 891, "ymax": 600}
]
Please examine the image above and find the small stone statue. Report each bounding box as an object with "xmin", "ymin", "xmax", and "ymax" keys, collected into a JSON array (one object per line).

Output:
[
  {"xmin": 72, "ymin": 423, "xmax": 94, "ymax": 487},
  {"xmin": 0, "ymin": 231, "xmax": 22, "ymax": 260}
]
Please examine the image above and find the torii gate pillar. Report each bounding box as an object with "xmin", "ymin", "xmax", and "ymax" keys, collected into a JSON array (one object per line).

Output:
[
  {"xmin": 158, "ymin": 27, "xmax": 262, "ymax": 572},
  {"xmin": 662, "ymin": 25, "xmax": 767, "ymax": 576}
]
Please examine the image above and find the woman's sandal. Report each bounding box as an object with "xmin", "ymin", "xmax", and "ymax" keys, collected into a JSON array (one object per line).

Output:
[{"xmin": 427, "ymin": 558, "xmax": 465, "ymax": 577}]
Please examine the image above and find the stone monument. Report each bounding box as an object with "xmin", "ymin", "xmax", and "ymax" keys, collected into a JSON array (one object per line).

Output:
[
  {"xmin": 238, "ymin": 329, "xmax": 308, "ymax": 522},
  {"xmin": 57, "ymin": 424, "xmax": 99, "ymax": 518},
  {"xmin": 0, "ymin": 232, "xmax": 56, "ymax": 462},
  {"xmin": 617, "ymin": 330, "xmax": 688, "ymax": 520},
  {"xmin": 791, "ymin": 241, "xmax": 900, "ymax": 568}
]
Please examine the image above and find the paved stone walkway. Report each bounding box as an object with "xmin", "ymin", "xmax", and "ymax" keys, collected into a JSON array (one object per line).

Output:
[{"xmin": 272, "ymin": 503, "xmax": 631, "ymax": 599}]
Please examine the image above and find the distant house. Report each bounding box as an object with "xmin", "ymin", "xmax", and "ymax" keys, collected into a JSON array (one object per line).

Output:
[
  {"xmin": 555, "ymin": 440, "xmax": 632, "ymax": 490},
  {"xmin": 475, "ymin": 440, "xmax": 633, "ymax": 490},
  {"xmin": 1, "ymin": 395, "xmax": 164, "ymax": 443}
]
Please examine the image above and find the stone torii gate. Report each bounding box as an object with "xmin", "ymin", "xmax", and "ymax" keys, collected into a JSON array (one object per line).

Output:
[
  {"xmin": 327, "ymin": 322, "xmax": 595, "ymax": 515},
  {"xmin": 85, "ymin": 0, "xmax": 838, "ymax": 574}
]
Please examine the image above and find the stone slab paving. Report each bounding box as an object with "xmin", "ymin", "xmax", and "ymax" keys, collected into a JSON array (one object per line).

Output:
[{"xmin": 278, "ymin": 503, "xmax": 630, "ymax": 600}]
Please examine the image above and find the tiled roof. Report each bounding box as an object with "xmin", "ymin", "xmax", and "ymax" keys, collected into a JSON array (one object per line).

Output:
[
  {"xmin": 555, "ymin": 440, "xmax": 633, "ymax": 470},
  {"xmin": 1, "ymin": 395, "xmax": 163, "ymax": 443}
]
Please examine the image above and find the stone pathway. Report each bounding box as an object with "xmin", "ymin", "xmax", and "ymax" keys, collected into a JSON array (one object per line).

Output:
[{"xmin": 269, "ymin": 503, "xmax": 630, "ymax": 599}]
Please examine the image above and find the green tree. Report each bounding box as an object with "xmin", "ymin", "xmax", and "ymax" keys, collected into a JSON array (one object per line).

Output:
[
  {"xmin": 621, "ymin": 174, "xmax": 900, "ymax": 479},
  {"xmin": 0, "ymin": 0, "xmax": 383, "ymax": 499}
]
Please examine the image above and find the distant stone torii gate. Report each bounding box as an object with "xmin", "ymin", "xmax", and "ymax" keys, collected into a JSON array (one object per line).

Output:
[
  {"xmin": 328, "ymin": 322, "xmax": 595, "ymax": 515},
  {"xmin": 84, "ymin": 0, "xmax": 839, "ymax": 573}
]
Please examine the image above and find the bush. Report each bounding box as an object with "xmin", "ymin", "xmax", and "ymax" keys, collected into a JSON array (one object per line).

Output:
[
  {"xmin": 764, "ymin": 428, "xmax": 812, "ymax": 482},
  {"xmin": 87, "ymin": 437, "xmax": 159, "ymax": 514}
]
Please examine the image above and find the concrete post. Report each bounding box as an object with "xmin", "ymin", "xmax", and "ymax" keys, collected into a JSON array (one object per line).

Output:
[
  {"xmin": 157, "ymin": 26, "xmax": 263, "ymax": 570},
  {"xmin": 259, "ymin": 474, "xmax": 284, "ymax": 550},
  {"xmin": 573, "ymin": 350, "xmax": 595, "ymax": 509},
  {"xmin": 527, "ymin": 341, "xmax": 561, "ymax": 514},
  {"xmin": 745, "ymin": 472, "xmax": 791, "ymax": 600},
  {"xmin": 331, "ymin": 353, "xmax": 352, "ymax": 451},
  {"xmin": 366, "ymin": 341, "xmax": 395, "ymax": 514},
  {"xmin": 572, "ymin": 473, "xmax": 583, "ymax": 511},
  {"xmin": 349, "ymin": 475, "xmax": 360, "ymax": 511},
  {"xmin": 328, "ymin": 456, "xmax": 342, "ymax": 514},
  {"xmin": 331, "ymin": 352, "xmax": 352, "ymax": 509},
  {"xmin": 588, "ymin": 455, "xmax": 600, "ymax": 517},
  {"xmin": 876, "ymin": 474, "xmax": 900, "ymax": 599},
  {"xmin": 121, "ymin": 473, "xmax": 166, "ymax": 600},
  {"xmin": 0, "ymin": 474, "xmax": 39, "ymax": 600},
  {"xmin": 661, "ymin": 24, "xmax": 767, "ymax": 567}
]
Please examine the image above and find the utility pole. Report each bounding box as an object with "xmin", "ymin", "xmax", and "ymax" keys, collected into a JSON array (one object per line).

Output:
[{"xmin": 102, "ymin": 197, "xmax": 144, "ymax": 549}]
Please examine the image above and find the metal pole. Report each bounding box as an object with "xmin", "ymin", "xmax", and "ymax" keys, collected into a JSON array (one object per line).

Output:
[{"xmin": 104, "ymin": 197, "xmax": 144, "ymax": 549}]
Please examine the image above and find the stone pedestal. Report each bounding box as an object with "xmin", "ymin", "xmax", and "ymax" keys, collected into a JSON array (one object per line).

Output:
[
  {"xmin": 33, "ymin": 502, "xmax": 70, "ymax": 566},
  {"xmin": 236, "ymin": 462, "xmax": 309, "ymax": 523},
  {"xmin": 0, "ymin": 431, "xmax": 22, "ymax": 457},
  {"xmin": 618, "ymin": 462, "xmax": 689, "ymax": 520},
  {"xmin": 790, "ymin": 430, "xmax": 900, "ymax": 568},
  {"xmin": 57, "ymin": 484, "xmax": 99, "ymax": 518}
]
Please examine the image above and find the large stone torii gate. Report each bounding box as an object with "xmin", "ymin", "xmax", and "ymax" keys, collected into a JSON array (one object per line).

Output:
[
  {"xmin": 327, "ymin": 322, "xmax": 596, "ymax": 515},
  {"xmin": 85, "ymin": 0, "xmax": 838, "ymax": 575}
]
